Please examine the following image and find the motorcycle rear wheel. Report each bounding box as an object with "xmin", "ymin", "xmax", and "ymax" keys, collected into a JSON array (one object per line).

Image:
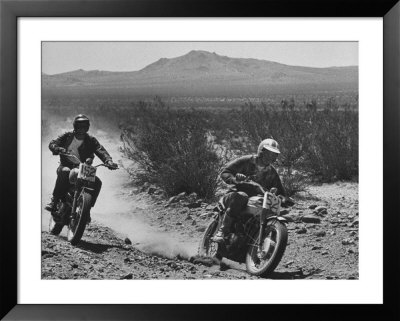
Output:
[
  {"xmin": 67, "ymin": 192, "xmax": 92, "ymax": 246},
  {"xmin": 245, "ymin": 220, "xmax": 288, "ymax": 277},
  {"xmin": 197, "ymin": 220, "xmax": 221, "ymax": 259}
]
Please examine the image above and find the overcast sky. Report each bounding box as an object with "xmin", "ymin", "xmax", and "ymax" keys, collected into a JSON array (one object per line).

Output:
[{"xmin": 42, "ymin": 42, "xmax": 358, "ymax": 75}]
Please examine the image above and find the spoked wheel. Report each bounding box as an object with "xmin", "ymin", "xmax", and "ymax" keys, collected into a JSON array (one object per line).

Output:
[
  {"xmin": 245, "ymin": 220, "xmax": 288, "ymax": 277},
  {"xmin": 198, "ymin": 220, "xmax": 222, "ymax": 260},
  {"xmin": 67, "ymin": 192, "xmax": 92, "ymax": 246}
]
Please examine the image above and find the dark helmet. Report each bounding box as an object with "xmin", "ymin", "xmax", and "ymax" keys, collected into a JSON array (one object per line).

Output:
[{"xmin": 73, "ymin": 114, "xmax": 90, "ymax": 131}]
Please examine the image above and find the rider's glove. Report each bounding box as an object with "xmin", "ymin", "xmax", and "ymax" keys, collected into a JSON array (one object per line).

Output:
[
  {"xmin": 279, "ymin": 195, "xmax": 295, "ymax": 208},
  {"xmin": 278, "ymin": 195, "xmax": 286, "ymax": 203},
  {"xmin": 106, "ymin": 160, "xmax": 118, "ymax": 170},
  {"xmin": 54, "ymin": 147, "xmax": 66, "ymax": 155}
]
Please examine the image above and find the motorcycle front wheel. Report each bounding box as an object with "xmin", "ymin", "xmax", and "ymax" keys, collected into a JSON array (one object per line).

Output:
[
  {"xmin": 197, "ymin": 220, "xmax": 222, "ymax": 259},
  {"xmin": 245, "ymin": 220, "xmax": 288, "ymax": 277},
  {"xmin": 67, "ymin": 191, "xmax": 92, "ymax": 246}
]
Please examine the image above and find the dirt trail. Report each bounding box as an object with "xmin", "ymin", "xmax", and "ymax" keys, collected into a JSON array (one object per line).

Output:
[
  {"xmin": 41, "ymin": 120, "xmax": 253, "ymax": 279},
  {"xmin": 42, "ymin": 122, "xmax": 198, "ymax": 261},
  {"xmin": 41, "ymin": 119, "xmax": 358, "ymax": 280}
]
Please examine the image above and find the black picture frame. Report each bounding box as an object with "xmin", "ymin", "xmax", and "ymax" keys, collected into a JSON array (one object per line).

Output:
[{"xmin": 1, "ymin": 0, "xmax": 399, "ymax": 320}]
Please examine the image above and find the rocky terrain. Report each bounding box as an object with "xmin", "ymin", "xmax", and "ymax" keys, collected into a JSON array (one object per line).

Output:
[{"xmin": 42, "ymin": 178, "xmax": 358, "ymax": 280}]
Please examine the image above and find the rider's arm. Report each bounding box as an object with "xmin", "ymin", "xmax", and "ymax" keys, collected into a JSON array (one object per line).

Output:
[
  {"xmin": 220, "ymin": 155, "xmax": 251, "ymax": 185},
  {"xmin": 49, "ymin": 132, "xmax": 69, "ymax": 155},
  {"xmin": 90, "ymin": 136, "xmax": 113, "ymax": 164},
  {"xmin": 270, "ymin": 166, "xmax": 287, "ymax": 197}
]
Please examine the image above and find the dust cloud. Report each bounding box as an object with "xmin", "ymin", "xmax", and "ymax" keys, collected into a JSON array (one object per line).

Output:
[{"xmin": 41, "ymin": 111, "xmax": 197, "ymax": 260}]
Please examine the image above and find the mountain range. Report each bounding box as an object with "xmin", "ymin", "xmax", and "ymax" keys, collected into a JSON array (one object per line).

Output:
[{"xmin": 42, "ymin": 50, "xmax": 358, "ymax": 97}]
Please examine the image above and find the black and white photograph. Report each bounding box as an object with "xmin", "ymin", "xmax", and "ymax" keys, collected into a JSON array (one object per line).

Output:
[
  {"xmin": 1, "ymin": 1, "xmax": 398, "ymax": 316},
  {"xmin": 2, "ymin": 0, "xmax": 399, "ymax": 317},
  {"xmin": 41, "ymin": 41, "xmax": 359, "ymax": 281}
]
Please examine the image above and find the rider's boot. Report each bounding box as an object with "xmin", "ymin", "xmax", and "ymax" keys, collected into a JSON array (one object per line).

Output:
[
  {"xmin": 87, "ymin": 204, "xmax": 95, "ymax": 224},
  {"xmin": 45, "ymin": 197, "xmax": 58, "ymax": 212},
  {"xmin": 212, "ymin": 213, "xmax": 234, "ymax": 243},
  {"xmin": 87, "ymin": 211, "xmax": 92, "ymax": 224}
]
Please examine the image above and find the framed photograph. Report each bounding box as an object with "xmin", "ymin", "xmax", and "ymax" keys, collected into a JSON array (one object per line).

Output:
[{"xmin": 1, "ymin": 0, "xmax": 399, "ymax": 319}]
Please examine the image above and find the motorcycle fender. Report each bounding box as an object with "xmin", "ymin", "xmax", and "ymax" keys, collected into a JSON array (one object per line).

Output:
[{"xmin": 266, "ymin": 216, "xmax": 288, "ymax": 224}]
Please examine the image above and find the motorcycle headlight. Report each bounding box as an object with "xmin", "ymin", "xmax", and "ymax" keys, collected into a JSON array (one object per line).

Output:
[{"xmin": 69, "ymin": 168, "xmax": 79, "ymax": 184}]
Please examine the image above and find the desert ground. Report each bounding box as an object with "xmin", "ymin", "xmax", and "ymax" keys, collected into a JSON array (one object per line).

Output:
[{"xmin": 41, "ymin": 130, "xmax": 358, "ymax": 280}]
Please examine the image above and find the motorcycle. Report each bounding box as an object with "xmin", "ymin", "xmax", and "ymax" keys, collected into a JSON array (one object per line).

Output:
[
  {"xmin": 198, "ymin": 180, "xmax": 290, "ymax": 277},
  {"xmin": 48, "ymin": 153, "xmax": 118, "ymax": 245}
]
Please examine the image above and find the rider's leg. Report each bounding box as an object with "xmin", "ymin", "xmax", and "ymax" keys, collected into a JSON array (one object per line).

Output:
[
  {"xmin": 85, "ymin": 176, "xmax": 102, "ymax": 223},
  {"xmin": 212, "ymin": 210, "xmax": 235, "ymax": 243},
  {"xmin": 91, "ymin": 176, "xmax": 102, "ymax": 208},
  {"xmin": 213, "ymin": 191, "xmax": 248, "ymax": 242},
  {"xmin": 45, "ymin": 166, "xmax": 70, "ymax": 211}
]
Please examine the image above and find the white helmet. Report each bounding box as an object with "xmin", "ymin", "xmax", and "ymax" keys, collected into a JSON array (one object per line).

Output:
[{"xmin": 257, "ymin": 138, "xmax": 280, "ymax": 155}]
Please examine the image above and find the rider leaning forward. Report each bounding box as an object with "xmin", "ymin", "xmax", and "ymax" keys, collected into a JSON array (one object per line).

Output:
[
  {"xmin": 45, "ymin": 114, "xmax": 118, "ymax": 218},
  {"xmin": 213, "ymin": 138, "xmax": 287, "ymax": 243}
]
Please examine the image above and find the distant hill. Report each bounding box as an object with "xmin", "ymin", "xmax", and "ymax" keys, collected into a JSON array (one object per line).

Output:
[{"xmin": 42, "ymin": 50, "xmax": 358, "ymax": 97}]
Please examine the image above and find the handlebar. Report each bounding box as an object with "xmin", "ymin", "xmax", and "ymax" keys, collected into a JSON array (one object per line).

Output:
[
  {"xmin": 237, "ymin": 175, "xmax": 288, "ymax": 199},
  {"xmin": 59, "ymin": 152, "xmax": 118, "ymax": 169},
  {"xmin": 238, "ymin": 176, "xmax": 266, "ymax": 194},
  {"xmin": 59, "ymin": 152, "xmax": 80, "ymax": 163},
  {"xmin": 234, "ymin": 175, "xmax": 294, "ymax": 207},
  {"xmin": 95, "ymin": 163, "xmax": 119, "ymax": 169}
]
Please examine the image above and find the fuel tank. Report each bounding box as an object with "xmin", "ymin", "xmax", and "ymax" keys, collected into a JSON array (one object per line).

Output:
[
  {"xmin": 69, "ymin": 168, "xmax": 79, "ymax": 184},
  {"xmin": 242, "ymin": 196, "xmax": 264, "ymax": 217}
]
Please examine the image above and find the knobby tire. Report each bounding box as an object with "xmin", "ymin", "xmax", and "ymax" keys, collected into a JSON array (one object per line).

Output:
[
  {"xmin": 245, "ymin": 220, "xmax": 288, "ymax": 277},
  {"xmin": 67, "ymin": 192, "xmax": 92, "ymax": 246}
]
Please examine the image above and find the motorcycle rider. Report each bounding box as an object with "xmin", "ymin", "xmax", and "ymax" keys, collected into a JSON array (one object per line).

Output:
[
  {"xmin": 213, "ymin": 138, "xmax": 287, "ymax": 243},
  {"xmin": 45, "ymin": 114, "xmax": 118, "ymax": 220}
]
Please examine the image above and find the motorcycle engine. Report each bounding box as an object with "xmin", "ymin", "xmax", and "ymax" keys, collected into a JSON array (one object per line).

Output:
[
  {"xmin": 226, "ymin": 232, "xmax": 245, "ymax": 250},
  {"xmin": 58, "ymin": 202, "xmax": 71, "ymax": 222},
  {"xmin": 225, "ymin": 232, "xmax": 246, "ymax": 263}
]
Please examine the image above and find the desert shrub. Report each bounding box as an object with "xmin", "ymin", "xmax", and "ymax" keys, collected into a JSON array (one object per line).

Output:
[
  {"xmin": 306, "ymin": 107, "xmax": 358, "ymax": 181},
  {"xmin": 237, "ymin": 99, "xmax": 358, "ymax": 184},
  {"xmin": 120, "ymin": 98, "xmax": 228, "ymax": 200},
  {"xmin": 240, "ymin": 102, "xmax": 312, "ymax": 167},
  {"xmin": 277, "ymin": 168, "xmax": 310, "ymax": 197},
  {"xmin": 43, "ymin": 94, "xmax": 358, "ymax": 194}
]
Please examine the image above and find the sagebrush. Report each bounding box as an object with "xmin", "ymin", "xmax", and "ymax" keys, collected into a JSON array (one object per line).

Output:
[
  {"xmin": 120, "ymin": 98, "xmax": 229, "ymax": 200},
  {"xmin": 237, "ymin": 100, "xmax": 358, "ymax": 183},
  {"xmin": 43, "ymin": 95, "xmax": 358, "ymax": 198}
]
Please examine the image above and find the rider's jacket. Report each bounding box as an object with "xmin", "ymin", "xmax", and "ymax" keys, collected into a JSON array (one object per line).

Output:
[
  {"xmin": 220, "ymin": 155, "xmax": 286, "ymax": 197},
  {"xmin": 49, "ymin": 131, "xmax": 112, "ymax": 168}
]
